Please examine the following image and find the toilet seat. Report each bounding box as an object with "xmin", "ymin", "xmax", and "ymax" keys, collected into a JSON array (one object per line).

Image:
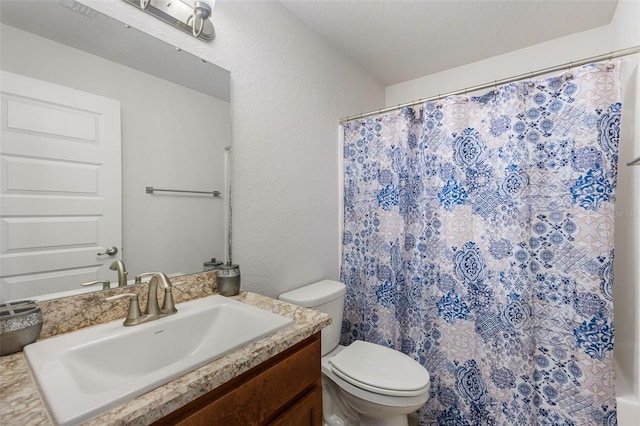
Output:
[{"xmin": 328, "ymin": 340, "xmax": 430, "ymax": 397}]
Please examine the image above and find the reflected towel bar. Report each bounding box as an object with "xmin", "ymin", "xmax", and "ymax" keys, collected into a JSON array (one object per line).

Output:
[
  {"xmin": 145, "ymin": 186, "xmax": 221, "ymax": 197},
  {"xmin": 627, "ymin": 157, "xmax": 640, "ymax": 166}
]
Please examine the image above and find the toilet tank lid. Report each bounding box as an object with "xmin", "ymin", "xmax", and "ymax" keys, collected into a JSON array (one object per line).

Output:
[{"xmin": 279, "ymin": 280, "xmax": 346, "ymax": 307}]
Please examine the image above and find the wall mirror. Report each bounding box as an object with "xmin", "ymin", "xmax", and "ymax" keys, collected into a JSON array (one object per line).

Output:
[{"xmin": 0, "ymin": 0, "xmax": 231, "ymax": 302}]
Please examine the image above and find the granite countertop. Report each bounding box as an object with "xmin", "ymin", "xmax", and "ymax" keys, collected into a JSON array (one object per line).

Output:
[{"xmin": 0, "ymin": 290, "xmax": 331, "ymax": 425}]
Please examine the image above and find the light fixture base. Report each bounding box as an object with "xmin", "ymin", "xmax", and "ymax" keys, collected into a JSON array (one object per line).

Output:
[{"xmin": 194, "ymin": 2, "xmax": 212, "ymax": 19}]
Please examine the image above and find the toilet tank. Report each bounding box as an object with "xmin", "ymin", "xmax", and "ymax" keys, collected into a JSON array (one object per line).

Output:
[{"xmin": 279, "ymin": 280, "xmax": 346, "ymax": 356}]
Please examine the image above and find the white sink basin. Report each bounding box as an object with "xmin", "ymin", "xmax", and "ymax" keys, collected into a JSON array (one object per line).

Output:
[{"xmin": 24, "ymin": 295, "xmax": 292, "ymax": 425}]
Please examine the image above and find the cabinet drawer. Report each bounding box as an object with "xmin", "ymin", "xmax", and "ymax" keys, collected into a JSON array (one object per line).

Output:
[{"xmin": 155, "ymin": 332, "xmax": 321, "ymax": 425}]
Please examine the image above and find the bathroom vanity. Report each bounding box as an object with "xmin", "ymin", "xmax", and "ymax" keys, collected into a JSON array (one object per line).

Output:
[{"xmin": 0, "ymin": 273, "xmax": 330, "ymax": 425}]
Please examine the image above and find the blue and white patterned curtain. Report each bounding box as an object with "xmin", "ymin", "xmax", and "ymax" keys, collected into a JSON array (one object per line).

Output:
[{"xmin": 341, "ymin": 63, "xmax": 622, "ymax": 425}]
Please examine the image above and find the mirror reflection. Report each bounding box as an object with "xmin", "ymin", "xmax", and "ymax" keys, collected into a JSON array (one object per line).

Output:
[{"xmin": 0, "ymin": 0, "xmax": 231, "ymax": 302}]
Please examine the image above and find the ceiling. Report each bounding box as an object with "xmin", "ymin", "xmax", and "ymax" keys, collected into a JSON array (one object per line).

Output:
[{"xmin": 279, "ymin": 0, "xmax": 619, "ymax": 86}]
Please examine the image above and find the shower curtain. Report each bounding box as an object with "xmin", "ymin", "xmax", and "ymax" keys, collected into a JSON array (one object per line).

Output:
[{"xmin": 340, "ymin": 63, "xmax": 622, "ymax": 425}]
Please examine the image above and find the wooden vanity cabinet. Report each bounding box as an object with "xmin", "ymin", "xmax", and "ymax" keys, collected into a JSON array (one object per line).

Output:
[{"xmin": 154, "ymin": 332, "xmax": 323, "ymax": 426}]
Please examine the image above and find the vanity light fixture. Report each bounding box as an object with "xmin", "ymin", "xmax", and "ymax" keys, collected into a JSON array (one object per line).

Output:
[{"xmin": 122, "ymin": 0, "xmax": 216, "ymax": 41}]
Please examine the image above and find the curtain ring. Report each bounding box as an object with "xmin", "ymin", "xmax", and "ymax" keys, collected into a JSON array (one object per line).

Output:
[
  {"xmin": 566, "ymin": 62, "xmax": 574, "ymax": 80},
  {"xmin": 607, "ymin": 52, "xmax": 615, "ymax": 70},
  {"xmin": 493, "ymin": 80, "xmax": 499, "ymax": 95},
  {"xmin": 528, "ymin": 71, "xmax": 535, "ymax": 88}
]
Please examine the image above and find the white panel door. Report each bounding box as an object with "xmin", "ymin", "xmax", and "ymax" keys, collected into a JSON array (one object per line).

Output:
[{"xmin": 0, "ymin": 71, "xmax": 121, "ymax": 302}]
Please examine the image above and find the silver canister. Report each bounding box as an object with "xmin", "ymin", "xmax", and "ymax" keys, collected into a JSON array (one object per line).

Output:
[
  {"xmin": 0, "ymin": 300, "xmax": 43, "ymax": 356},
  {"xmin": 217, "ymin": 264, "xmax": 240, "ymax": 296}
]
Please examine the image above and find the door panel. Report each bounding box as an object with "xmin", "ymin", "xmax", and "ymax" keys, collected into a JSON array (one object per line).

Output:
[
  {"xmin": 2, "ymin": 216, "xmax": 100, "ymax": 250},
  {"xmin": 3, "ymin": 156, "xmax": 99, "ymax": 193},
  {"xmin": 6, "ymin": 97, "xmax": 98, "ymax": 141},
  {"xmin": 0, "ymin": 70, "xmax": 121, "ymax": 302},
  {"xmin": 1, "ymin": 267, "xmax": 100, "ymax": 302}
]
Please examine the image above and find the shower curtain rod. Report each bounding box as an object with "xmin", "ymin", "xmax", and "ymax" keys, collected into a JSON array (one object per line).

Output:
[{"xmin": 339, "ymin": 45, "xmax": 640, "ymax": 125}]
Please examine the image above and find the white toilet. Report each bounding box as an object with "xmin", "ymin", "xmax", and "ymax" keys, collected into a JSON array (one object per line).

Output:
[{"xmin": 279, "ymin": 280, "xmax": 430, "ymax": 426}]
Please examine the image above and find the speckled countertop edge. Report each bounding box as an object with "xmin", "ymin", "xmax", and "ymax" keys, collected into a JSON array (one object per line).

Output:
[{"xmin": 0, "ymin": 287, "xmax": 330, "ymax": 426}]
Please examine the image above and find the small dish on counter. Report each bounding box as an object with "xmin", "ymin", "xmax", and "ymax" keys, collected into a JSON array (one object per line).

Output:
[{"xmin": 0, "ymin": 300, "xmax": 43, "ymax": 356}]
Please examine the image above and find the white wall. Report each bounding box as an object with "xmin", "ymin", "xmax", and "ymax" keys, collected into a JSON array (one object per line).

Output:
[
  {"xmin": 386, "ymin": 2, "xmax": 640, "ymax": 423},
  {"xmin": 80, "ymin": 0, "xmax": 384, "ymax": 297},
  {"xmin": 1, "ymin": 23, "xmax": 230, "ymax": 278},
  {"xmin": 385, "ymin": 25, "xmax": 612, "ymax": 106}
]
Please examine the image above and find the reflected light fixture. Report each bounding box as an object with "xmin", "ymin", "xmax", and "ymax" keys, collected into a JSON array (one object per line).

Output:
[
  {"xmin": 122, "ymin": 0, "xmax": 216, "ymax": 41},
  {"xmin": 59, "ymin": 0, "xmax": 98, "ymax": 18}
]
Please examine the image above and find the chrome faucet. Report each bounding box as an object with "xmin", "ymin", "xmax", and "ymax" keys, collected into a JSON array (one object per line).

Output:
[
  {"xmin": 106, "ymin": 272, "xmax": 177, "ymax": 326},
  {"xmin": 109, "ymin": 260, "xmax": 128, "ymax": 287}
]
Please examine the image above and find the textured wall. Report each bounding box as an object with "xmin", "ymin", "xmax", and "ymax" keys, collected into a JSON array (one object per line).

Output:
[
  {"xmin": 82, "ymin": 0, "xmax": 384, "ymax": 297},
  {"xmin": 385, "ymin": 25, "xmax": 612, "ymax": 106}
]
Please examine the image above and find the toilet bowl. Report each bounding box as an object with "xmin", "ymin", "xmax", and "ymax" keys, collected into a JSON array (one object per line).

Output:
[{"xmin": 279, "ymin": 280, "xmax": 430, "ymax": 426}]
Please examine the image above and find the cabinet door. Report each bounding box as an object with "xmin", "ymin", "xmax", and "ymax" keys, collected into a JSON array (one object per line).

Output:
[
  {"xmin": 269, "ymin": 385, "xmax": 322, "ymax": 426},
  {"xmin": 155, "ymin": 333, "xmax": 322, "ymax": 426}
]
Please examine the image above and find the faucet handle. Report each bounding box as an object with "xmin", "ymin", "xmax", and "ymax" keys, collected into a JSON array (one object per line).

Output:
[
  {"xmin": 135, "ymin": 272, "xmax": 172, "ymax": 288},
  {"xmin": 81, "ymin": 280, "xmax": 111, "ymax": 290},
  {"xmin": 161, "ymin": 287, "xmax": 178, "ymax": 314},
  {"xmin": 106, "ymin": 293, "xmax": 142, "ymax": 326}
]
